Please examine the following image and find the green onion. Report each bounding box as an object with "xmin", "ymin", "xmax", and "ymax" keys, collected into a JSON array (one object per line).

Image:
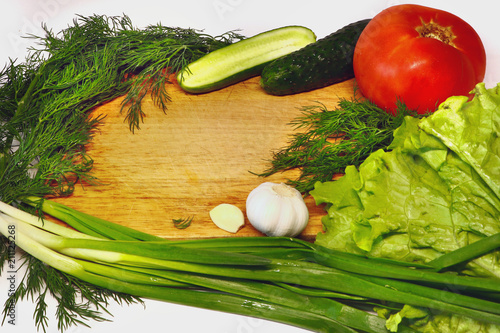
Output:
[
  {"xmin": 428, "ymin": 232, "xmax": 500, "ymax": 271},
  {"xmin": 2, "ymin": 198, "xmax": 500, "ymax": 332},
  {"xmin": 24, "ymin": 196, "xmax": 163, "ymax": 241}
]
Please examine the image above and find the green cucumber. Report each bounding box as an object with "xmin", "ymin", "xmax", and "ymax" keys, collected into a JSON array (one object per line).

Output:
[
  {"xmin": 260, "ymin": 19, "xmax": 370, "ymax": 95},
  {"xmin": 177, "ymin": 26, "xmax": 316, "ymax": 94}
]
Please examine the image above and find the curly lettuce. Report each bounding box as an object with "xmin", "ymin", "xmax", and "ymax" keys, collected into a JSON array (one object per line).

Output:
[{"xmin": 311, "ymin": 83, "xmax": 500, "ymax": 331}]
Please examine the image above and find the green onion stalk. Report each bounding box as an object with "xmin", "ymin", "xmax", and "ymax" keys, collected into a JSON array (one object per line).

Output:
[{"xmin": 1, "ymin": 198, "xmax": 500, "ymax": 333}]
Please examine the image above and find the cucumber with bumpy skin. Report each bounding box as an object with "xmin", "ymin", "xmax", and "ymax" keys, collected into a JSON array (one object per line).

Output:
[
  {"xmin": 177, "ymin": 26, "xmax": 316, "ymax": 94},
  {"xmin": 260, "ymin": 19, "xmax": 370, "ymax": 95}
]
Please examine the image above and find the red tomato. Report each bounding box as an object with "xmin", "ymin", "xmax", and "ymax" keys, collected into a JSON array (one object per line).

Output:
[{"xmin": 353, "ymin": 4, "xmax": 486, "ymax": 114}]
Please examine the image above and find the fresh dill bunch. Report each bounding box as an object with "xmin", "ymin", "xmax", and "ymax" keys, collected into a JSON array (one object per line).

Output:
[
  {"xmin": 0, "ymin": 14, "xmax": 243, "ymax": 203},
  {"xmin": 0, "ymin": 40, "xmax": 124, "ymax": 202},
  {"xmin": 37, "ymin": 14, "xmax": 244, "ymax": 131},
  {"xmin": 116, "ymin": 23, "xmax": 243, "ymax": 130},
  {"xmin": 257, "ymin": 98, "xmax": 423, "ymax": 193}
]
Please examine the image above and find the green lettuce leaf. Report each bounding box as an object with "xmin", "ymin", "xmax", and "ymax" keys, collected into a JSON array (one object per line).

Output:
[
  {"xmin": 386, "ymin": 305, "xmax": 429, "ymax": 332},
  {"xmin": 411, "ymin": 313, "xmax": 500, "ymax": 333},
  {"xmin": 419, "ymin": 84, "xmax": 500, "ymax": 199},
  {"xmin": 311, "ymin": 83, "xmax": 500, "ymax": 330},
  {"xmin": 312, "ymin": 83, "xmax": 500, "ymax": 276}
]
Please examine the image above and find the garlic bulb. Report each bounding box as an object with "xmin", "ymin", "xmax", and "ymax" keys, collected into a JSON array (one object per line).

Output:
[{"xmin": 246, "ymin": 182, "xmax": 309, "ymax": 237}]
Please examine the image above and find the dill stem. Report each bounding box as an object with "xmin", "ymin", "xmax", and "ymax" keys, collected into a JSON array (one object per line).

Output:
[{"xmin": 13, "ymin": 62, "xmax": 45, "ymax": 121}]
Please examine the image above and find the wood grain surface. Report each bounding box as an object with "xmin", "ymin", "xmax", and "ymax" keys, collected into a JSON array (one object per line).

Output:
[{"xmin": 51, "ymin": 77, "xmax": 358, "ymax": 241}]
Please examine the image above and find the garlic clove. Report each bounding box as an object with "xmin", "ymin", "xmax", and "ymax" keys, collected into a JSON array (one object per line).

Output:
[
  {"xmin": 246, "ymin": 182, "xmax": 309, "ymax": 237},
  {"xmin": 209, "ymin": 203, "xmax": 245, "ymax": 233}
]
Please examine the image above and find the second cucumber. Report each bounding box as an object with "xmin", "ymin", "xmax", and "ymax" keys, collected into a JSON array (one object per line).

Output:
[
  {"xmin": 177, "ymin": 26, "xmax": 316, "ymax": 94},
  {"xmin": 260, "ymin": 19, "xmax": 370, "ymax": 95}
]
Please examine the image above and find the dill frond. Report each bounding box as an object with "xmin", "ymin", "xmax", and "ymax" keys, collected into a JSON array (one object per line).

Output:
[{"xmin": 256, "ymin": 98, "xmax": 422, "ymax": 193}]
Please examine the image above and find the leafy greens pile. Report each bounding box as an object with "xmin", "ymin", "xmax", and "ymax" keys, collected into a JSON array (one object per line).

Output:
[{"xmin": 311, "ymin": 82, "xmax": 500, "ymax": 332}]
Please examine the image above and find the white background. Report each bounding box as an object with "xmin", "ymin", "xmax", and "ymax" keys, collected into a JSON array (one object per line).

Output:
[{"xmin": 0, "ymin": 1, "xmax": 499, "ymax": 332}]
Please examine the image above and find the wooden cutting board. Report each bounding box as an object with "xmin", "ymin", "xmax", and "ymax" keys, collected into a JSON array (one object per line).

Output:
[{"xmin": 51, "ymin": 77, "xmax": 358, "ymax": 241}]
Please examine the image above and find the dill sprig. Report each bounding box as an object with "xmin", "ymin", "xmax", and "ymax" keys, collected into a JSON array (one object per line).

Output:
[
  {"xmin": 256, "ymin": 98, "xmax": 423, "ymax": 193},
  {"xmin": 116, "ymin": 24, "xmax": 241, "ymax": 130},
  {"xmin": 172, "ymin": 216, "xmax": 194, "ymax": 229},
  {"xmin": 36, "ymin": 14, "xmax": 243, "ymax": 131}
]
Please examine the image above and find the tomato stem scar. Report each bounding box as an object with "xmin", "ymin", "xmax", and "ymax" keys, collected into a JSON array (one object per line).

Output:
[{"xmin": 416, "ymin": 19, "xmax": 456, "ymax": 46}]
